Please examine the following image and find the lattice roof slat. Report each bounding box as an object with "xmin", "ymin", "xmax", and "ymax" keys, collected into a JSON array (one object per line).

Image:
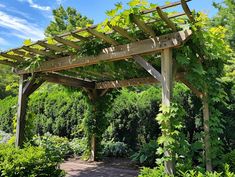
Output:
[{"xmin": 0, "ymin": 0, "xmax": 195, "ymax": 86}]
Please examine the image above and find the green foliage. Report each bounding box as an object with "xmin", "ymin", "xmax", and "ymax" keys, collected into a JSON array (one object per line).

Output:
[
  {"xmin": 156, "ymin": 103, "xmax": 186, "ymax": 164},
  {"xmin": 138, "ymin": 165, "xmax": 235, "ymax": 177},
  {"xmin": 131, "ymin": 140, "xmax": 158, "ymax": 167},
  {"xmin": 28, "ymin": 84, "xmax": 89, "ymax": 138},
  {"xmin": 102, "ymin": 141, "xmax": 129, "ymax": 158},
  {"xmin": 45, "ymin": 6, "xmax": 93, "ymax": 36},
  {"xmin": 0, "ymin": 96, "xmax": 17, "ymax": 133},
  {"xmin": 69, "ymin": 138, "xmax": 87, "ymax": 156},
  {"xmin": 138, "ymin": 165, "xmax": 166, "ymax": 177},
  {"xmin": 213, "ymin": 0, "xmax": 235, "ymax": 50},
  {"xmin": 222, "ymin": 150, "xmax": 235, "ymax": 172},
  {"xmin": 0, "ymin": 65, "xmax": 18, "ymax": 99},
  {"xmin": 104, "ymin": 87, "xmax": 161, "ymax": 150},
  {"xmin": 31, "ymin": 133, "xmax": 72, "ymax": 161},
  {"xmin": 0, "ymin": 144, "xmax": 65, "ymax": 177}
]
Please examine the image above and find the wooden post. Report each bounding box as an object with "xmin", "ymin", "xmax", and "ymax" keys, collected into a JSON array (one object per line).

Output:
[
  {"xmin": 202, "ymin": 93, "xmax": 212, "ymax": 171},
  {"xmin": 87, "ymin": 89, "xmax": 98, "ymax": 161},
  {"xmin": 15, "ymin": 74, "xmax": 44, "ymax": 147},
  {"xmin": 15, "ymin": 75, "xmax": 28, "ymax": 147},
  {"xmin": 161, "ymin": 48, "xmax": 175, "ymax": 174}
]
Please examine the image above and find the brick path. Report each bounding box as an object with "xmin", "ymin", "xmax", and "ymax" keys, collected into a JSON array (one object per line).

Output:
[{"xmin": 60, "ymin": 158, "xmax": 139, "ymax": 177}]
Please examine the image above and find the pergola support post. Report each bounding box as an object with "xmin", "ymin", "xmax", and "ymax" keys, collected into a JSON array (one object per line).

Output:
[
  {"xmin": 16, "ymin": 74, "xmax": 44, "ymax": 147},
  {"xmin": 202, "ymin": 93, "xmax": 212, "ymax": 171},
  {"xmin": 89, "ymin": 89, "xmax": 98, "ymax": 161},
  {"xmin": 161, "ymin": 48, "xmax": 175, "ymax": 174},
  {"xmin": 16, "ymin": 75, "xmax": 28, "ymax": 147}
]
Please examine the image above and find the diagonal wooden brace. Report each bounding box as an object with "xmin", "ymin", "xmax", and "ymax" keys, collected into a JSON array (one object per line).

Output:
[{"xmin": 133, "ymin": 55, "xmax": 162, "ymax": 83}]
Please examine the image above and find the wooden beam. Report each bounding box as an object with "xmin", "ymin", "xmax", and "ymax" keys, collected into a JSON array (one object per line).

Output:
[
  {"xmin": 0, "ymin": 60, "xmax": 17, "ymax": 67},
  {"xmin": 96, "ymin": 77, "xmax": 159, "ymax": 89},
  {"xmin": 41, "ymin": 73, "xmax": 95, "ymax": 89},
  {"xmin": 133, "ymin": 55, "xmax": 162, "ymax": 82},
  {"xmin": 181, "ymin": 0, "xmax": 195, "ymax": 22},
  {"xmin": 37, "ymin": 41, "xmax": 65, "ymax": 52},
  {"xmin": 130, "ymin": 14, "xmax": 156, "ymax": 37},
  {"xmin": 22, "ymin": 46, "xmax": 57, "ymax": 58},
  {"xmin": 156, "ymin": 7, "xmax": 177, "ymax": 32},
  {"xmin": 54, "ymin": 36, "xmax": 80, "ymax": 50},
  {"xmin": 17, "ymin": 30, "xmax": 192, "ymax": 74},
  {"xmin": 12, "ymin": 50, "xmax": 35, "ymax": 58},
  {"xmin": 95, "ymin": 73, "xmax": 188, "ymax": 89},
  {"xmin": 161, "ymin": 48, "xmax": 175, "ymax": 174},
  {"xmin": 107, "ymin": 22, "xmax": 136, "ymax": 42},
  {"xmin": 70, "ymin": 33, "xmax": 88, "ymax": 41},
  {"xmin": 142, "ymin": 0, "xmax": 192, "ymax": 14},
  {"xmin": 87, "ymin": 28, "xmax": 119, "ymax": 45},
  {"xmin": 0, "ymin": 53, "xmax": 24, "ymax": 62}
]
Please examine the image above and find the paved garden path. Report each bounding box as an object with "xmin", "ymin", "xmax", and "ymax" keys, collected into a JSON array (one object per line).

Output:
[{"xmin": 60, "ymin": 158, "xmax": 139, "ymax": 177}]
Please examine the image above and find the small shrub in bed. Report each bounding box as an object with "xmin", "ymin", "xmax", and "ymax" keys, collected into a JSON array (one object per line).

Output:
[
  {"xmin": 0, "ymin": 144, "xmax": 65, "ymax": 177},
  {"xmin": 102, "ymin": 141, "xmax": 129, "ymax": 158}
]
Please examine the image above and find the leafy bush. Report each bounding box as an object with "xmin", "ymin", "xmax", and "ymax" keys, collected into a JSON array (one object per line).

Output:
[
  {"xmin": 69, "ymin": 138, "xmax": 87, "ymax": 156},
  {"xmin": 28, "ymin": 84, "xmax": 89, "ymax": 138},
  {"xmin": 0, "ymin": 96, "xmax": 17, "ymax": 133},
  {"xmin": 222, "ymin": 150, "xmax": 235, "ymax": 172},
  {"xmin": 138, "ymin": 164, "xmax": 235, "ymax": 177},
  {"xmin": 131, "ymin": 140, "xmax": 158, "ymax": 167},
  {"xmin": 0, "ymin": 144, "xmax": 65, "ymax": 177},
  {"xmin": 138, "ymin": 166, "xmax": 165, "ymax": 177},
  {"xmin": 102, "ymin": 141, "xmax": 129, "ymax": 157},
  {"xmin": 31, "ymin": 133, "xmax": 72, "ymax": 160},
  {"xmin": 104, "ymin": 88, "xmax": 161, "ymax": 150}
]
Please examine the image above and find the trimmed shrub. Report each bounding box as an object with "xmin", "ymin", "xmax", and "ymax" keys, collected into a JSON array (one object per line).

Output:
[
  {"xmin": 31, "ymin": 133, "xmax": 72, "ymax": 160},
  {"xmin": 0, "ymin": 144, "xmax": 65, "ymax": 177},
  {"xmin": 102, "ymin": 141, "xmax": 129, "ymax": 157}
]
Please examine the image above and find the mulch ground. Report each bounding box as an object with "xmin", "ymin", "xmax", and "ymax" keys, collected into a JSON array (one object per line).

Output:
[{"xmin": 60, "ymin": 157, "xmax": 139, "ymax": 177}]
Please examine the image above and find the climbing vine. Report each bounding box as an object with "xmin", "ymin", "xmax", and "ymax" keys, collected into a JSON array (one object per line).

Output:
[{"xmin": 18, "ymin": 0, "xmax": 232, "ymax": 169}]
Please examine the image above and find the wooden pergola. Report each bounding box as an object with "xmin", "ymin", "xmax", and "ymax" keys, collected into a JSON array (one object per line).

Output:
[{"xmin": 0, "ymin": 0, "xmax": 212, "ymax": 174}]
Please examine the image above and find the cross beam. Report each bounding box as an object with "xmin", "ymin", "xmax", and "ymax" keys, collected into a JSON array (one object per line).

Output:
[{"xmin": 17, "ymin": 30, "xmax": 192, "ymax": 74}]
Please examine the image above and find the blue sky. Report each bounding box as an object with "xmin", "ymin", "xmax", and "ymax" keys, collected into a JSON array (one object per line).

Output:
[{"xmin": 0, "ymin": 0, "xmax": 222, "ymax": 51}]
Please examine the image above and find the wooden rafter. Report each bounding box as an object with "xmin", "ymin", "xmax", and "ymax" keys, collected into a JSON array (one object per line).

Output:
[
  {"xmin": 70, "ymin": 33, "xmax": 88, "ymax": 41},
  {"xmin": 22, "ymin": 46, "xmax": 57, "ymax": 58},
  {"xmin": 54, "ymin": 36, "xmax": 80, "ymax": 50},
  {"xmin": 17, "ymin": 30, "xmax": 193, "ymax": 74},
  {"xmin": 130, "ymin": 14, "xmax": 156, "ymax": 37},
  {"xmin": 37, "ymin": 41, "xmax": 65, "ymax": 52},
  {"xmin": 0, "ymin": 60, "xmax": 17, "ymax": 67},
  {"xmin": 87, "ymin": 28, "xmax": 119, "ymax": 45},
  {"xmin": 0, "ymin": 53, "xmax": 24, "ymax": 62},
  {"xmin": 181, "ymin": 0, "xmax": 195, "ymax": 22},
  {"xmin": 12, "ymin": 50, "xmax": 35, "ymax": 58},
  {"xmin": 142, "ymin": 0, "xmax": 191, "ymax": 14},
  {"xmin": 156, "ymin": 7, "xmax": 177, "ymax": 32},
  {"xmin": 107, "ymin": 22, "xmax": 137, "ymax": 42}
]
